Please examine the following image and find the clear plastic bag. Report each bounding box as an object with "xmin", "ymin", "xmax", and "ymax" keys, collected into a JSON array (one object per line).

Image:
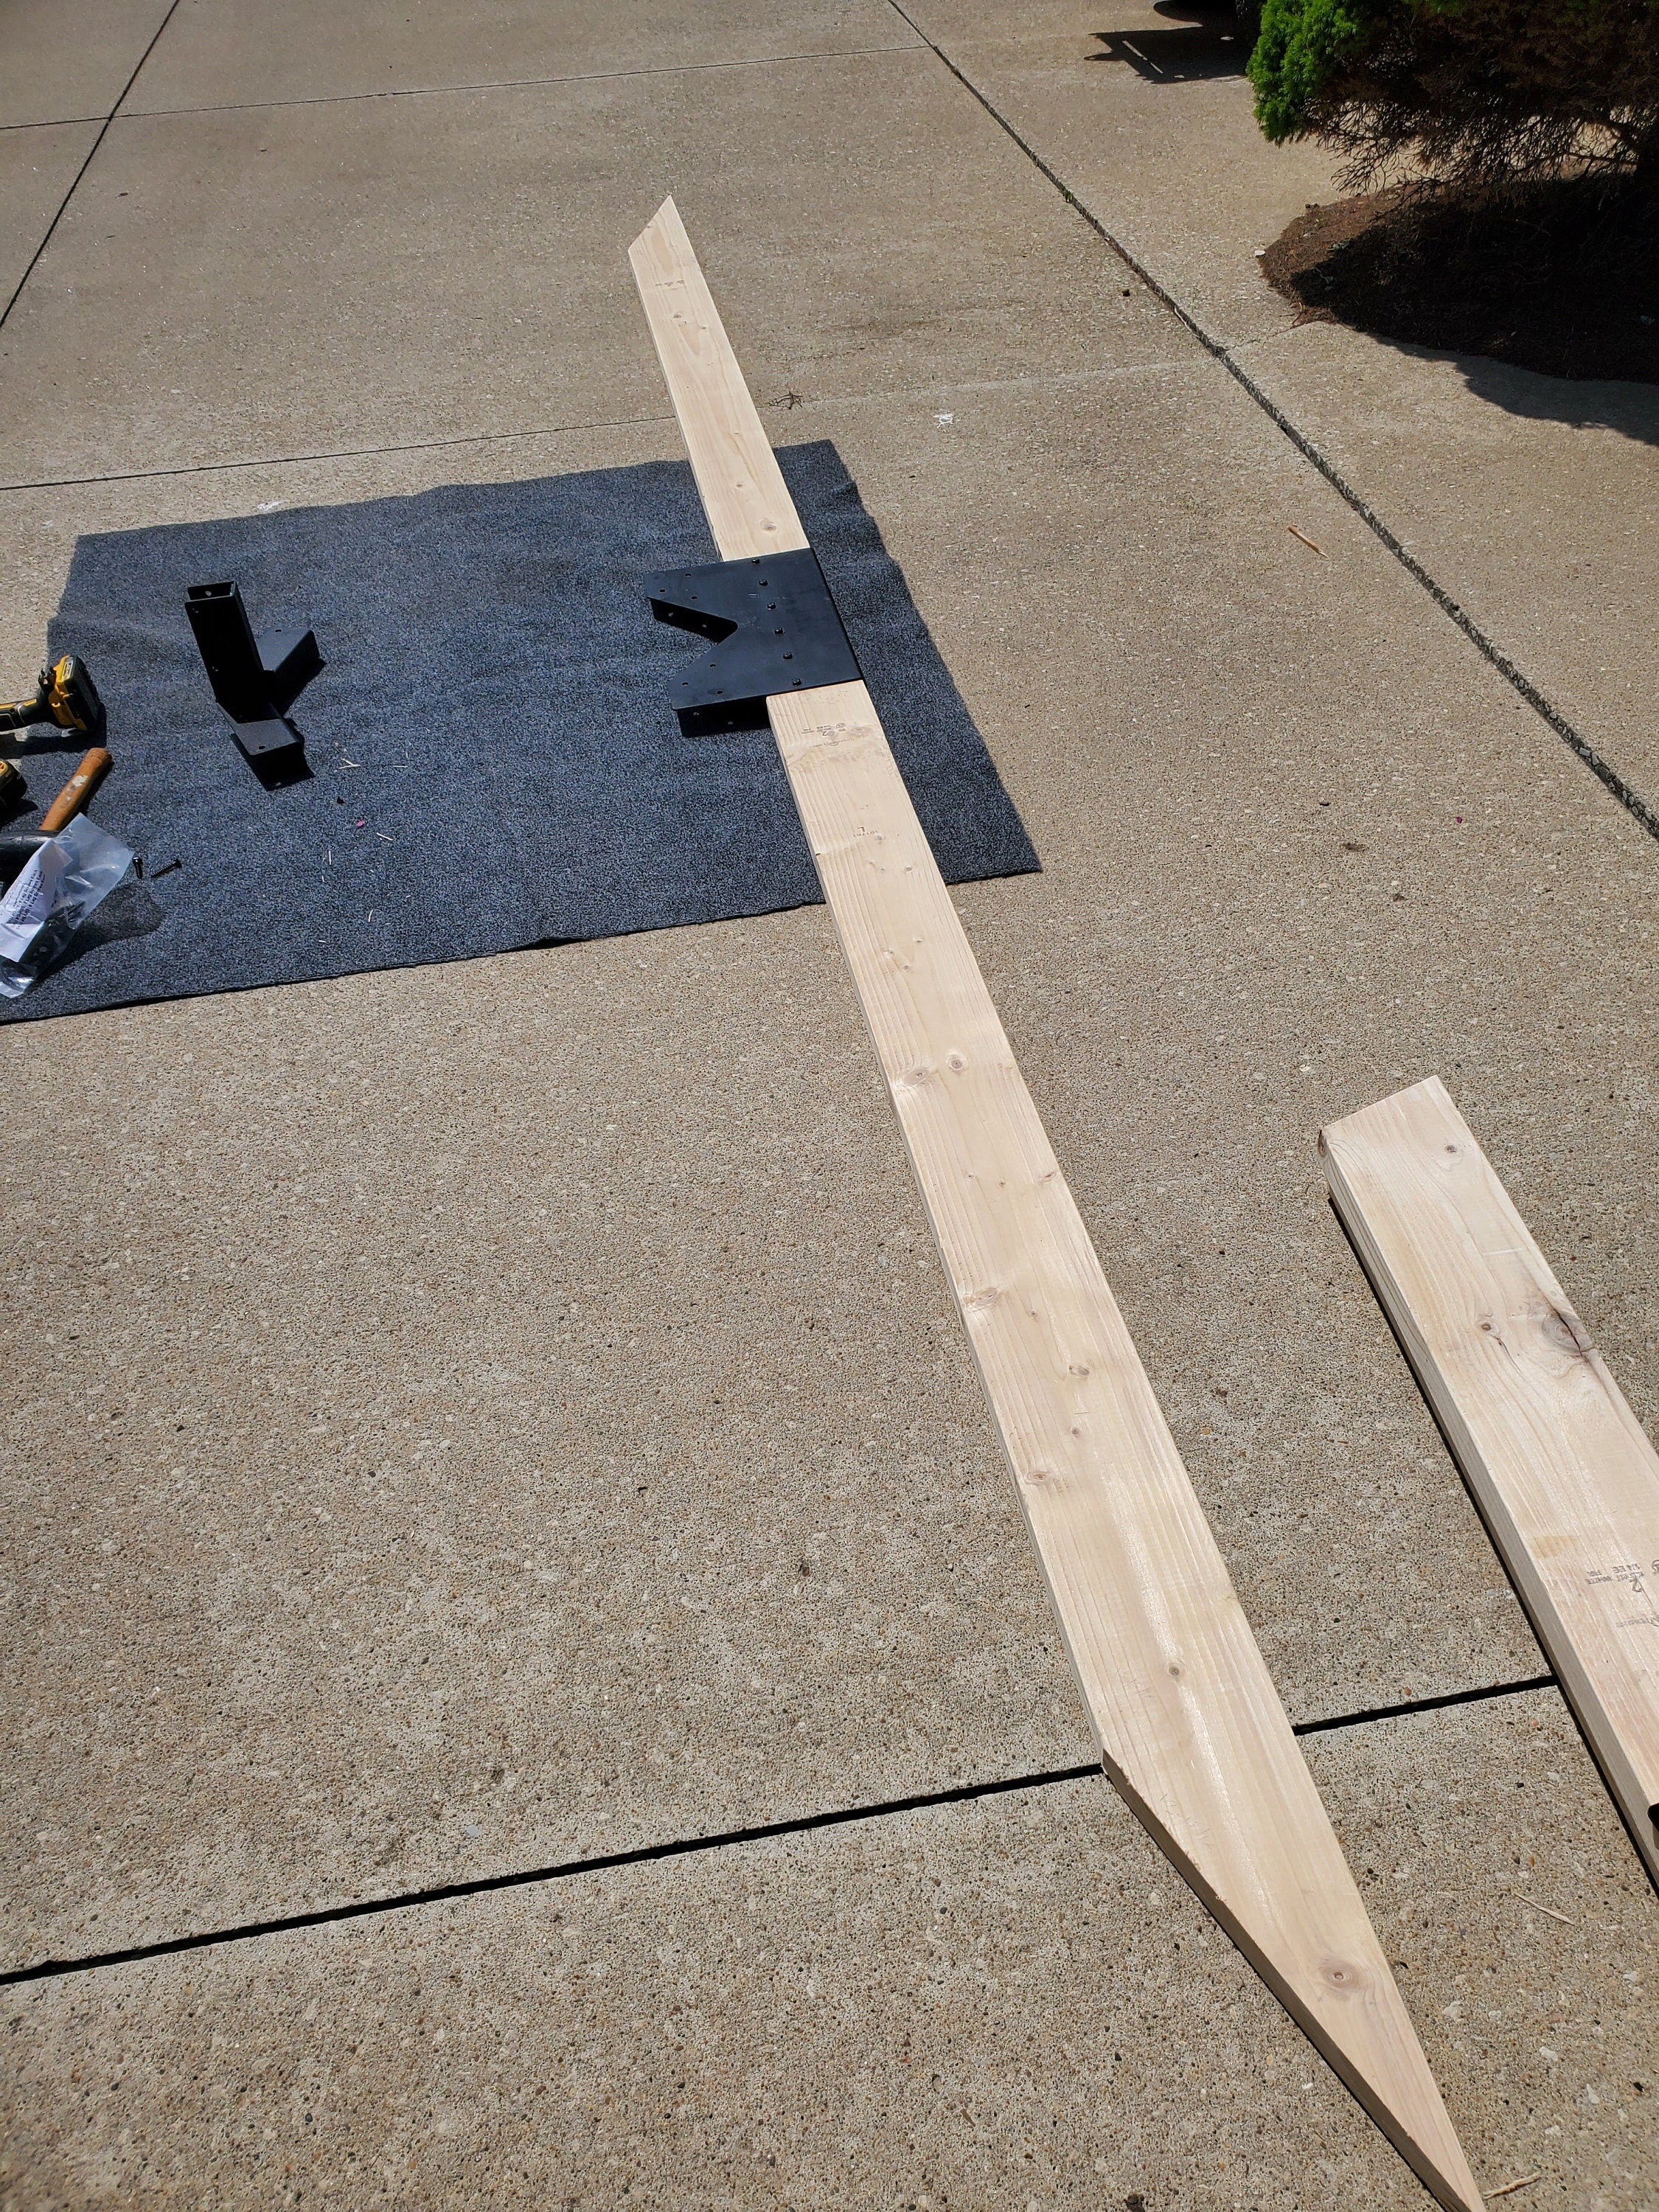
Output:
[{"xmin": 0, "ymin": 813, "xmax": 135, "ymax": 998}]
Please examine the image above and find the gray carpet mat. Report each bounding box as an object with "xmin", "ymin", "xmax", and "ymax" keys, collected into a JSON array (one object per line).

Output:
[{"xmin": 2, "ymin": 443, "xmax": 1037, "ymax": 1022}]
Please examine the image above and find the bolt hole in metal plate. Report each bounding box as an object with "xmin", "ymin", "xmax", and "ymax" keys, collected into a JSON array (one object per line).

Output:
[{"xmin": 643, "ymin": 547, "xmax": 862, "ymax": 735}]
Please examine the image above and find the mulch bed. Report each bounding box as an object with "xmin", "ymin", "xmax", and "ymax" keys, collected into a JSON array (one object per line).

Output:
[{"xmin": 1260, "ymin": 176, "xmax": 1659, "ymax": 383}]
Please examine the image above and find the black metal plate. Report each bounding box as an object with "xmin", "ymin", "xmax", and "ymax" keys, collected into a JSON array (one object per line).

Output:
[
  {"xmin": 228, "ymin": 715, "xmax": 309, "ymax": 790},
  {"xmin": 643, "ymin": 547, "xmax": 861, "ymax": 734},
  {"xmin": 257, "ymin": 626, "xmax": 324, "ymax": 716}
]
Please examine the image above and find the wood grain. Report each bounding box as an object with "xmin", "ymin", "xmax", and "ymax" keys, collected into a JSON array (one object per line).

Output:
[
  {"xmin": 1324, "ymin": 1076, "xmax": 1659, "ymax": 1889},
  {"xmin": 631, "ymin": 196, "xmax": 1484, "ymax": 2212}
]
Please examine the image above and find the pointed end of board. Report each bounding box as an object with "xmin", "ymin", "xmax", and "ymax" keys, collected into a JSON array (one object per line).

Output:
[
  {"xmin": 630, "ymin": 195, "xmax": 684, "ymax": 265},
  {"xmin": 1185, "ymin": 1798, "xmax": 1486, "ymax": 2212},
  {"xmin": 1416, "ymin": 2144, "xmax": 1486, "ymax": 2212},
  {"xmin": 1400, "ymin": 2116, "xmax": 1486, "ymax": 2212},
  {"xmin": 1315, "ymin": 1986, "xmax": 1485, "ymax": 2212}
]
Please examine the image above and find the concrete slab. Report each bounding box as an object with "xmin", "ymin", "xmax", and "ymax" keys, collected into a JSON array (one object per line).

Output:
[
  {"xmin": 0, "ymin": 0, "xmax": 173, "ymax": 128},
  {"xmin": 0, "ymin": 51, "xmax": 1178, "ymax": 487},
  {"xmin": 4, "ymin": 1691, "xmax": 1655, "ymax": 2208},
  {"xmin": 896, "ymin": 0, "xmax": 1659, "ymax": 892},
  {"xmin": 5, "ymin": 0, "xmax": 1658, "ymax": 2174},
  {"xmin": 897, "ymin": 0, "xmax": 1335, "ymax": 347},
  {"xmin": 6, "ymin": 0, "xmax": 1658, "ymax": 2027},
  {"xmin": 1, "ymin": 831, "xmax": 1093, "ymax": 1972},
  {"xmin": 1239, "ymin": 325, "xmax": 1659, "ymax": 811},
  {"xmin": 0, "ymin": 125, "xmax": 97, "ymax": 309},
  {"xmin": 18, "ymin": 329, "xmax": 1659, "ymax": 1964},
  {"xmin": 126, "ymin": 0, "xmax": 922, "ymax": 112},
  {"xmin": 815, "ymin": 365, "xmax": 1659, "ymax": 1695}
]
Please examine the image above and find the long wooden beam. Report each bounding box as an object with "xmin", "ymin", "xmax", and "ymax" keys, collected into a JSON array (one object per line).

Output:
[
  {"xmin": 630, "ymin": 197, "xmax": 1482, "ymax": 2212},
  {"xmin": 1324, "ymin": 1077, "xmax": 1659, "ymax": 1889}
]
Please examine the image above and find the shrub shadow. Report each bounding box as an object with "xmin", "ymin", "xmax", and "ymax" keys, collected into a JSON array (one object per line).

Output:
[
  {"xmin": 1262, "ymin": 179, "xmax": 1659, "ymax": 421},
  {"xmin": 1446, "ymin": 352, "xmax": 1659, "ymax": 442},
  {"xmin": 1091, "ymin": 1, "xmax": 1248, "ymax": 83}
]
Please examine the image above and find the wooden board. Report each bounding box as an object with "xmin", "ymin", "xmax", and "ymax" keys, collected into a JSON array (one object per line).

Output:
[
  {"xmin": 630, "ymin": 197, "xmax": 1484, "ymax": 2212},
  {"xmin": 1324, "ymin": 1077, "xmax": 1659, "ymax": 1888}
]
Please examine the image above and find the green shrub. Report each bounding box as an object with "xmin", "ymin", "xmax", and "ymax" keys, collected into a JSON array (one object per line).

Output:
[{"xmin": 1248, "ymin": 0, "xmax": 1659, "ymax": 190}]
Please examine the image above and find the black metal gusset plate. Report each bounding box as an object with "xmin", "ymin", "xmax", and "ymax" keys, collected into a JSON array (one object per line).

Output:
[{"xmin": 643, "ymin": 547, "xmax": 862, "ymax": 734}]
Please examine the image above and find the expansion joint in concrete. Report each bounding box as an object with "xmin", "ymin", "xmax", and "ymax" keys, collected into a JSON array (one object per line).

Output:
[
  {"xmin": 883, "ymin": 0, "xmax": 1659, "ymax": 852},
  {"xmin": 2, "ymin": 1675, "xmax": 1557, "ymax": 1992},
  {"xmin": 0, "ymin": 114, "xmax": 108, "ymax": 134},
  {"xmin": 0, "ymin": 0, "xmax": 186, "ymax": 333},
  {"xmin": 0, "ymin": 414, "xmax": 681, "ymax": 496},
  {"xmin": 0, "ymin": 356, "xmax": 1210, "ymax": 495},
  {"xmin": 1290, "ymin": 1673, "xmax": 1557, "ymax": 1737},
  {"xmin": 93, "ymin": 45, "xmax": 929, "ymax": 126}
]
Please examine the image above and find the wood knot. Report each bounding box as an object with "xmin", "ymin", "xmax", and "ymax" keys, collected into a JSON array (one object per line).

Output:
[
  {"xmin": 964, "ymin": 1286, "xmax": 1002, "ymax": 1316},
  {"xmin": 1542, "ymin": 1305, "xmax": 1593, "ymax": 1360},
  {"xmin": 946, "ymin": 1051, "xmax": 967, "ymax": 1072}
]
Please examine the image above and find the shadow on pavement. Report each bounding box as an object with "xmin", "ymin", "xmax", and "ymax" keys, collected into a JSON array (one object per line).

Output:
[
  {"xmin": 1278, "ymin": 324, "xmax": 1659, "ymax": 445},
  {"xmin": 1264, "ymin": 183, "xmax": 1659, "ymax": 405},
  {"xmin": 1091, "ymin": 2, "xmax": 1248, "ymax": 83},
  {"xmin": 1450, "ymin": 350, "xmax": 1659, "ymax": 444}
]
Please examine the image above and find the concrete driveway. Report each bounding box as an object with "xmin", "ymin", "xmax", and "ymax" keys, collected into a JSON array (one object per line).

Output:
[{"xmin": 4, "ymin": 1, "xmax": 1656, "ymax": 2205}]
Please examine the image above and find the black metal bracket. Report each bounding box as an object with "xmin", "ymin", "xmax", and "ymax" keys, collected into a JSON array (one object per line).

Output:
[
  {"xmin": 185, "ymin": 580, "xmax": 322, "ymax": 780},
  {"xmin": 643, "ymin": 548, "xmax": 861, "ymax": 735}
]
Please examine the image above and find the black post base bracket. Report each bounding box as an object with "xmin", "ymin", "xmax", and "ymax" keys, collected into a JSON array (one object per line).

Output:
[
  {"xmin": 644, "ymin": 549, "xmax": 861, "ymax": 735},
  {"xmin": 186, "ymin": 580, "xmax": 323, "ymax": 780}
]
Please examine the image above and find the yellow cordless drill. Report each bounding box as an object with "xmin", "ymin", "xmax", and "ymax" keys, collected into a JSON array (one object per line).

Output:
[
  {"xmin": 0, "ymin": 654, "xmax": 105, "ymax": 740},
  {"xmin": 0, "ymin": 655, "xmax": 106, "ymax": 814}
]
